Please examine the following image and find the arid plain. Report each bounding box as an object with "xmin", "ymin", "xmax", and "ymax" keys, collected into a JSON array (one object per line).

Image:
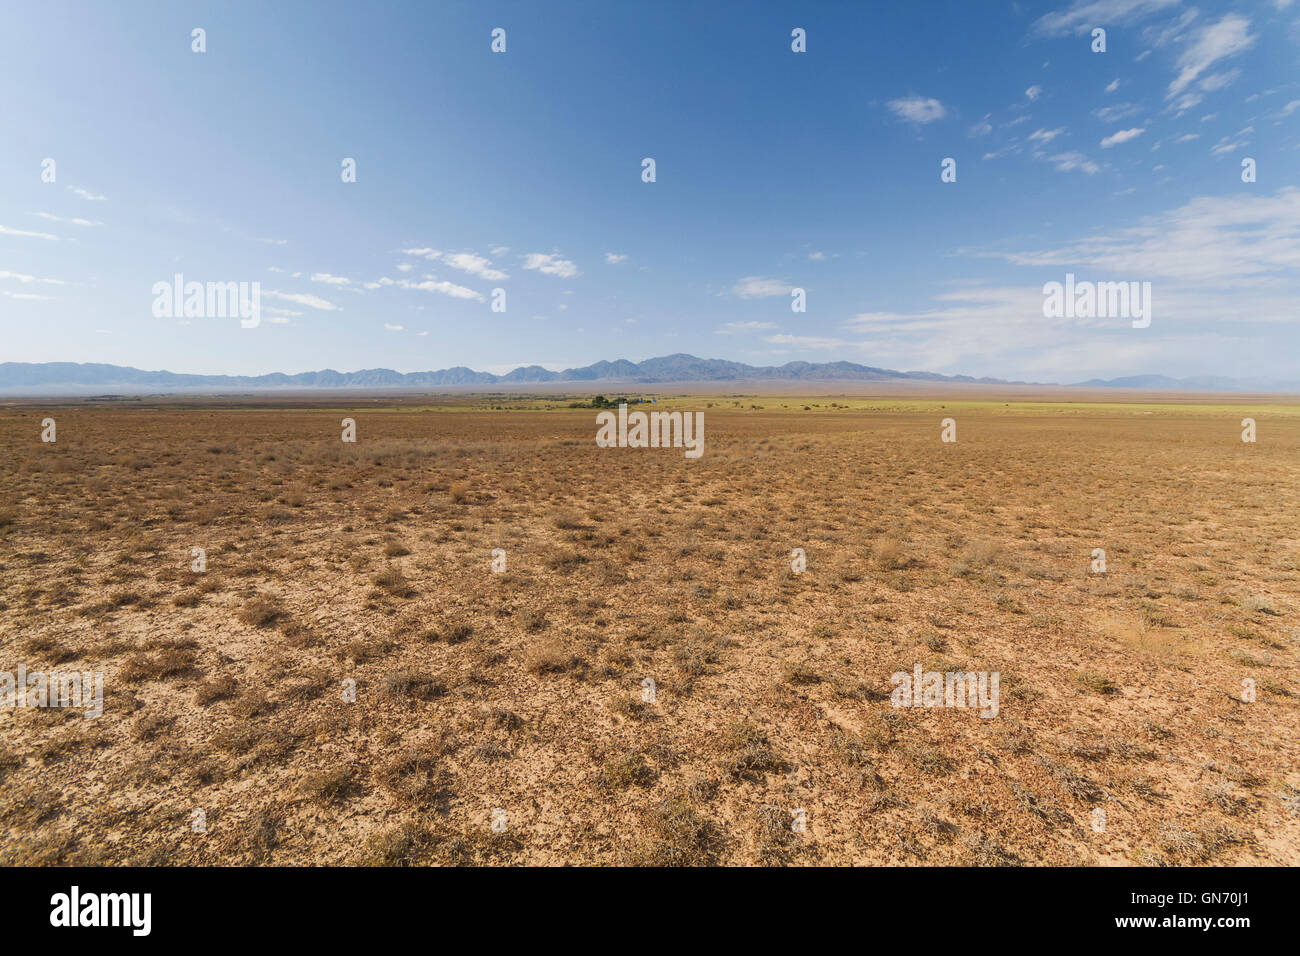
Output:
[{"xmin": 2, "ymin": 390, "xmax": 1297, "ymax": 865}]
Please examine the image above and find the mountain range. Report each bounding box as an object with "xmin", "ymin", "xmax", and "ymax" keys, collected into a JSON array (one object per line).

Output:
[{"xmin": 0, "ymin": 356, "xmax": 1295, "ymax": 393}]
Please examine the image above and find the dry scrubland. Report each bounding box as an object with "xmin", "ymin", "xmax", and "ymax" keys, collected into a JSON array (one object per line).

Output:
[{"xmin": 1, "ymin": 393, "xmax": 1298, "ymax": 866}]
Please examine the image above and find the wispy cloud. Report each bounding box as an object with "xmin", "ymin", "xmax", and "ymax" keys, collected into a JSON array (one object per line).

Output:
[
  {"xmin": 66, "ymin": 185, "xmax": 107, "ymax": 201},
  {"xmin": 263, "ymin": 290, "xmax": 342, "ymax": 311},
  {"xmin": 1032, "ymin": 0, "xmax": 1179, "ymax": 37},
  {"xmin": 1094, "ymin": 103, "xmax": 1142, "ymax": 123},
  {"xmin": 0, "ymin": 224, "xmax": 58, "ymax": 240},
  {"xmin": 991, "ymin": 187, "xmax": 1300, "ymax": 292},
  {"xmin": 823, "ymin": 190, "xmax": 1300, "ymax": 375},
  {"xmin": 1168, "ymin": 14, "xmax": 1254, "ymax": 97},
  {"xmin": 730, "ymin": 276, "xmax": 792, "ymax": 299},
  {"xmin": 1210, "ymin": 136, "xmax": 1245, "ymax": 156},
  {"xmin": 1048, "ymin": 151, "xmax": 1100, "ymax": 174},
  {"xmin": 33, "ymin": 212, "xmax": 102, "ymax": 226},
  {"xmin": 395, "ymin": 278, "xmax": 483, "ymax": 301},
  {"xmin": 1100, "ymin": 127, "xmax": 1145, "ymax": 147},
  {"xmin": 0, "ymin": 270, "xmax": 65, "ymax": 285}
]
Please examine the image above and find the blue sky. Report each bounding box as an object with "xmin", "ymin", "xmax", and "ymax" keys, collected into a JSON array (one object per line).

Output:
[{"xmin": 2, "ymin": 0, "xmax": 1297, "ymax": 381}]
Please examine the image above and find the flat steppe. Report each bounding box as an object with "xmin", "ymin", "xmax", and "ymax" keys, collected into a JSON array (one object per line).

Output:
[{"xmin": 1, "ymin": 390, "xmax": 1297, "ymax": 865}]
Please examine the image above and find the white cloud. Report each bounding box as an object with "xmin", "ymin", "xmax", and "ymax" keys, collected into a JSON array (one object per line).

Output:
[
  {"xmin": 0, "ymin": 224, "xmax": 58, "ymax": 240},
  {"xmin": 311, "ymin": 273, "xmax": 351, "ymax": 285},
  {"xmin": 1048, "ymin": 152, "xmax": 1100, "ymax": 174},
  {"xmin": 1197, "ymin": 68, "xmax": 1240, "ymax": 93},
  {"xmin": 604, "ymin": 252, "xmax": 628, "ymax": 264},
  {"xmin": 397, "ymin": 278, "xmax": 483, "ymax": 301},
  {"xmin": 1032, "ymin": 0, "xmax": 1180, "ymax": 37},
  {"xmin": 887, "ymin": 96, "xmax": 946, "ymax": 124},
  {"xmin": 983, "ymin": 142, "xmax": 1023, "ymax": 161},
  {"xmin": 66, "ymin": 185, "xmax": 107, "ymax": 201},
  {"xmin": 384, "ymin": 323, "xmax": 404, "ymax": 331},
  {"xmin": 1094, "ymin": 102, "xmax": 1142, "ymax": 122},
  {"xmin": 1029, "ymin": 127, "xmax": 1065, "ymax": 145},
  {"xmin": 401, "ymin": 248, "xmax": 508, "ymax": 279},
  {"xmin": 1100, "ymin": 127, "xmax": 1145, "ymax": 147},
  {"xmin": 0, "ymin": 270, "xmax": 64, "ymax": 285},
  {"xmin": 33, "ymin": 212, "xmax": 102, "ymax": 226},
  {"xmin": 1210, "ymin": 137, "xmax": 1244, "ymax": 156},
  {"xmin": 836, "ymin": 254, "xmax": 1295, "ymax": 379},
  {"xmin": 263, "ymin": 290, "xmax": 342, "ymax": 311},
  {"xmin": 808, "ymin": 251, "xmax": 826, "ymax": 260},
  {"xmin": 1144, "ymin": 7, "xmax": 1199, "ymax": 47},
  {"xmin": 730, "ymin": 276, "xmax": 792, "ymax": 299},
  {"xmin": 1105, "ymin": 78, "xmax": 1120, "ymax": 93},
  {"xmin": 992, "ymin": 187, "xmax": 1300, "ymax": 294},
  {"xmin": 442, "ymin": 251, "xmax": 508, "ymax": 280},
  {"xmin": 1168, "ymin": 14, "xmax": 1254, "ymax": 97},
  {"xmin": 1025, "ymin": 85, "xmax": 1043, "ymax": 101},
  {"xmin": 521, "ymin": 252, "xmax": 579, "ymax": 278}
]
